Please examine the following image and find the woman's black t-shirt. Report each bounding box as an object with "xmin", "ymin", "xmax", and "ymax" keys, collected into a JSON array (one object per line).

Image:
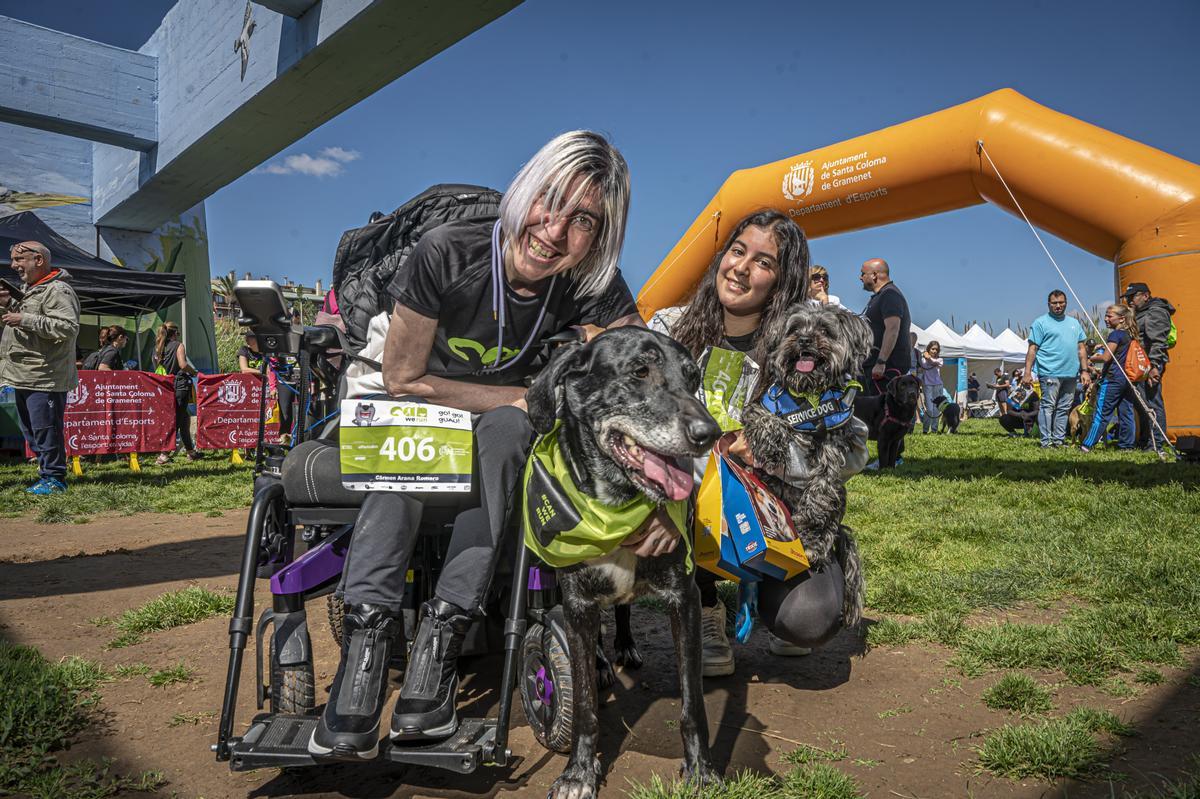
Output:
[
  {"xmin": 721, "ymin": 330, "xmax": 757, "ymax": 354},
  {"xmin": 386, "ymin": 216, "xmax": 638, "ymax": 386},
  {"xmin": 158, "ymin": 339, "xmax": 190, "ymax": 393},
  {"xmin": 83, "ymin": 344, "xmax": 122, "ymax": 370},
  {"xmin": 237, "ymin": 345, "xmax": 262, "ymax": 368},
  {"xmin": 97, "ymin": 344, "xmax": 123, "ymax": 370}
]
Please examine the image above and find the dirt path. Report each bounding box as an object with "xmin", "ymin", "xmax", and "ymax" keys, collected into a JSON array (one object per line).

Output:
[{"xmin": 1, "ymin": 512, "xmax": 1195, "ymax": 799}]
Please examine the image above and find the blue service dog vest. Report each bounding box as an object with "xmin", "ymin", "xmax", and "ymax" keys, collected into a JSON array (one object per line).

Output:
[{"xmin": 759, "ymin": 380, "xmax": 860, "ymax": 432}]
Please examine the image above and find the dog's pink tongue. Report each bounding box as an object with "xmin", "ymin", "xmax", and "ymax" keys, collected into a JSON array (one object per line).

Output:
[
  {"xmin": 641, "ymin": 449, "xmax": 694, "ymax": 501},
  {"xmin": 795, "ymin": 357, "xmax": 816, "ymax": 373}
]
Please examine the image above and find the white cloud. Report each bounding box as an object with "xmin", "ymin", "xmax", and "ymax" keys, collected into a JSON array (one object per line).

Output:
[
  {"xmin": 254, "ymin": 146, "xmax": 361, "ymax": 177},
  {"xmin": 320, "ymin": 146, "xmax": 360, "ymax": 163}
]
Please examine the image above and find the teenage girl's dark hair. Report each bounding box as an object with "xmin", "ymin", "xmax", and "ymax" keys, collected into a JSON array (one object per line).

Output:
[
  {"xmin": 99, "ymin": 325, "xmax": 127, "ymax": 347},
  {"xmin": 670, "ymin": 209, "xmax": 810, "ymax": 363}
]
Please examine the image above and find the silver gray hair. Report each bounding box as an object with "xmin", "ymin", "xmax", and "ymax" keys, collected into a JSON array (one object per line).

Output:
[{"xmin": 499, "ymin": 130, "xmax": 630, "ymax": 297}]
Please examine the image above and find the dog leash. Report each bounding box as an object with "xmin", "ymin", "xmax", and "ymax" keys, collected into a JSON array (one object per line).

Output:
[{"xmin": 734, "ymin": 582, "xmax": 759, "ymax": 644}]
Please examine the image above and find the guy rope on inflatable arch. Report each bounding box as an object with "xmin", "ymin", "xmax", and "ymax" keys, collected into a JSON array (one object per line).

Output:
[
  {"xmin": 975, "ymin": 140, "xmax": 1173, "ymax": 459},
  {"xmin": 636, "ymin": 88, "xmax": 1197, "ymax": 456}
]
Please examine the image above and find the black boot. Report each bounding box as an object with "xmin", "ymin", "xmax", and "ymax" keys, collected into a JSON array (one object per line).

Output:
[
  {"xmin": 389, "ymin": 598, "xmax": 472, "ymax": 742},
  {"xmin": 308, "ymin": 602, "xmax": 401, "ymax": 759}
]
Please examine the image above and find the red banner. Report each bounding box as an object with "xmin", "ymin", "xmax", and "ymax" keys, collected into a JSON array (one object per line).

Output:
[
  {"xmin": 64, "ymin": 371, "xmax": 176, "ymax": 455},
  {"xmin": 195, "ymin": 373, "xmax": 279, "ymax": 450}
]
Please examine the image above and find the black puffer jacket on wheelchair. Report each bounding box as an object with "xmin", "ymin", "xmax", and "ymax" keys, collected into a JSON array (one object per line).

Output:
[{"xmin": 331, "ymin": 184, "xmax": 502, "ymax": 353}]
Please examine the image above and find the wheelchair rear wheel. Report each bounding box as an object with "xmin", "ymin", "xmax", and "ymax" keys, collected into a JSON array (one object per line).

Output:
[
  {"xmin": 268, "ymin": 637, "xmax": 315, "ymax": 715},
  {"xmin": 521, "ymin": 622, "xmax": 573, "ymax": 753}
]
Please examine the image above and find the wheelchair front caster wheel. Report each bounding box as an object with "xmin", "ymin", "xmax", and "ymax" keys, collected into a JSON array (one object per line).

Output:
[
  {"xmin": 521, "ymin": 622, "xmax": 574, "ymax": 753},
  {"xmin": 268, "ymin": 637, "xmax": 315, "ymax": 715}
]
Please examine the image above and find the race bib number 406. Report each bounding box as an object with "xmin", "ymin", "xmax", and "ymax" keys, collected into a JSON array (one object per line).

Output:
[{"xmin": 339, "ymin": 400, "xmax": 473, "ymax": 492}]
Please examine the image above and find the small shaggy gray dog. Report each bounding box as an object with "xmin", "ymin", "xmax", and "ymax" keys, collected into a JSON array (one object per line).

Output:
[{"xmin": 741, "ymin": 302, "xmax": 871, "ymax": 629}]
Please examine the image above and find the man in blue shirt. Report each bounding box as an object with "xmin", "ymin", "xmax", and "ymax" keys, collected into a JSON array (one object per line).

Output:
[{"xmin": 1023, "ymin": 290, "xmax": 1089, "ymax": 447}]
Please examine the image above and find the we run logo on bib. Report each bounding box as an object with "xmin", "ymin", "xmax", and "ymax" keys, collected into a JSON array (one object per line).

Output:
[{"xmin": 339, "ymin": 400, "xmax": 473, "ymax": 492}]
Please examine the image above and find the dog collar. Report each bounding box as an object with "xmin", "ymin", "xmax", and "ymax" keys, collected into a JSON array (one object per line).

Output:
[
  {"xmin": 760, "ymin": 379, "xmax": 861, "ymax": 432},
  {"xmin": 522, "ymin": 422, "xmax": 692, "ymax": 570}
]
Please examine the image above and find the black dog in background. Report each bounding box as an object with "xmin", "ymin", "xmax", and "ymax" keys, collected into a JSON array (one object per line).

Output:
[
  {"xmin": 525, "ymin": 326, "xmax": 721, "ymax": 799},
  {"xmin": 853, "ymin": 373, "xmax": 920, "ymax": 467},
  {"xmin": 934, "ymin": 395, "xmax": 962, "ymax": 433}
]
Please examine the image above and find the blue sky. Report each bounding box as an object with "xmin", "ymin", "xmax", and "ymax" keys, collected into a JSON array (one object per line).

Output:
[{"xmin": 5, "ymin": 0, "xmax": 1198, "ymax": 331}]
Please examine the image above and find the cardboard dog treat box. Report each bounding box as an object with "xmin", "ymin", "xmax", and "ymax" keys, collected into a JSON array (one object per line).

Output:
[
  {"xmin": 694, "ymin": 436, "xmax": 810, "ymax": 582},
  {"xmin": 694, "ymin": 452, "xmax": 759, "ymax": 583}
]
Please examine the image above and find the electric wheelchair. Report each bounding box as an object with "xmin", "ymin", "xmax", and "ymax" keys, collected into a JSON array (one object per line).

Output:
[{"xmin": 213, "ymin": 281, "xmax": 586, "ymax": 774}]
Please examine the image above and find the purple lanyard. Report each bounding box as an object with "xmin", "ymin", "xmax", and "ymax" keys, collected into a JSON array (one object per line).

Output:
[{"xmin": 485, "ymin": 220, "xmax": 557, "ymax": 372}]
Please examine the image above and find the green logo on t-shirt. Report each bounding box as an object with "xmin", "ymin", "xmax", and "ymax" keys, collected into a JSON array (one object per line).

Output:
[{"xmin": 447, "ymin": 337, "xmax": 520, "ymax": 366}]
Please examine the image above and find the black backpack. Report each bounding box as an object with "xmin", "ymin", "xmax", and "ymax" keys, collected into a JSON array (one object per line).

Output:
[
  {"xmin": 331, "ymin": 184, "xmax": 502, "ymax": 352},
  {"xmin": 82, "ymin": 345, "xmax": 110, "ymax": 371}
]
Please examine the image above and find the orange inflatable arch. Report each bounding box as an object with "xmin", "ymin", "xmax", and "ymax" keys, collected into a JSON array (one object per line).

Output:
[{"xmin": 637, "ymin": 89, "xmax": 1197, "ymax": 444}]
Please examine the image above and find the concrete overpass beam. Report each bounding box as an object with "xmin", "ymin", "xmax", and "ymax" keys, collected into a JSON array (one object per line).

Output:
[
  {"xmin": 0, "ymin": 16, "xmax": 157, "ymax": 150},
  {"xmin": 93, "ymin": 0, "xmax": 520, "ymax": 231},
  {"xmin": 253, "ymin": 0, "xmax": 319, "ymax": 18}
]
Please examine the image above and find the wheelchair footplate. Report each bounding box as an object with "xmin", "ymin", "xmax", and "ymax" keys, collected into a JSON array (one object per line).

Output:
[{"xmin": 229, "ymin": 714, "xmax": 499, "ymax": 773}]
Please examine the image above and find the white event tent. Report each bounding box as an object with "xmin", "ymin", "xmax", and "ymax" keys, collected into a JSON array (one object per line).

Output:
[
  {"xmin": 995, "ymin": 328, "xmax": 1030, "ymax": 361},
  {"xmin": 912, "ymin": 320, "xmax": 1029, "ymax": 401}
]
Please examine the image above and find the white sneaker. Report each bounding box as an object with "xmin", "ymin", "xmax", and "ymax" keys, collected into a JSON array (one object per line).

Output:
[
  {"xmin": 768, "ymin": 633, "xmax": 812, "ymax": 657},
  {"xmin": 864, "ymin": 460, "xmax": 880, "ymax": 471},
  {"xmin": 700, "ymin": 602, "xmax": 734, "ymax": 677}
]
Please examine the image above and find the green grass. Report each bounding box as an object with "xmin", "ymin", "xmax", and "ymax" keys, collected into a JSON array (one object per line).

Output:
[
  {"xmin": 0, "ymin": 641, "xmax": 163, "ymax": 798},
  {"xmin": 781, "ymin": 742, "xmax": 847, "ymax": 765},
  {"xmin": 634, "ymin": 594, "xmax": 669, "ymax": 613},
  {"xmin": 975, "ymin": 707, "xmax": 1134, "ymax": 781},
  {"xmin": 1135, "ymin": 668, "xmax": 1165, "ymax": 685},
  {"xmin": 627, "ymin": 771, "xmax": 777, "ymax": 799},
  {"xmin": 147, "ymin": 661, "xmax": 196, "ymax": 688},
  {"xmin": 111, "ymin": 662, "xmax": 151, "ymax": 679},
  {"xmin": 982, "ymin": 673, "xmax": 1053, "ymax": 715},
  {"xmin": 214, "ymin": 315, "xmax": 245, "ymax": 374},
  {"xmin": 778, "ymin": 763, "xmax": 864, "ymax": 799},
  {"xmin": 106, "ymin": 586, "xmax": 234, "ymax": 648},
  {"xmin": 851, "ymin": 420, "xmax": 1200, "ymax": 685},
  {"xmin": 626, "ymin": 764, "xmax": 864, "ymax": 799},
  {"xmin": 10, "ymin": 759, "xmax": 165, "ymax": 799},
  {"xmin": 55, "ymin": 656, "xmax": 110, "ymax": 701},
  {"xmin": 1101, "ymin": 677, "xmax": 1138, "ymax": 698},
  {"xmin": 1066, "ymin": 706, "xmax": 1135, "ymax": 737},
  {"xmin": 0, "ymin": 452, "xmax": 254, "ymax": 523},
  {"xmin": 1114, "ymin": 756, "xmax": 1200, "ymax": 798},
  {"xmin": 167, "ymin": 710, "xmax": 216, "ymax": 728},
  {"xmin": 0, "ymin": 644, "xmax": 105, "ymax": 755}
]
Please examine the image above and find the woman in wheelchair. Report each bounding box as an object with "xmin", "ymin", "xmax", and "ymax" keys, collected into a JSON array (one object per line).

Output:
[{"xmin": 307, "ymin": 131, "xmax": 644, "ymax": 759}]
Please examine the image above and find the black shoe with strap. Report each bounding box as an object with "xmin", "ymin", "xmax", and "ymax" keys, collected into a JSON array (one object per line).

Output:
[
  {"xmin": 308, "ymin": 602, "xmax": 401, "ymax": 759},
  {"xmin": 389, "ymin": 598, "xmax": 472, "ymax": 742}
]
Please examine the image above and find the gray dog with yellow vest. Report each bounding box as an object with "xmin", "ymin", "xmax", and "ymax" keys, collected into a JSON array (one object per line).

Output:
[{"xmin": 523, "ymin": 325, "xmax": 722, "ymax": 799}]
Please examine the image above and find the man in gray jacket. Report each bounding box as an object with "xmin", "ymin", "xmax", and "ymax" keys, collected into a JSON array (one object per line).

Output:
[
  {"xmin": 1, "ymin": 241, "xmax": 80, "ymax": 494},
  {"xmin": 1122, "ymin": 281, "xmax": 1175, "ymax": 451}
]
